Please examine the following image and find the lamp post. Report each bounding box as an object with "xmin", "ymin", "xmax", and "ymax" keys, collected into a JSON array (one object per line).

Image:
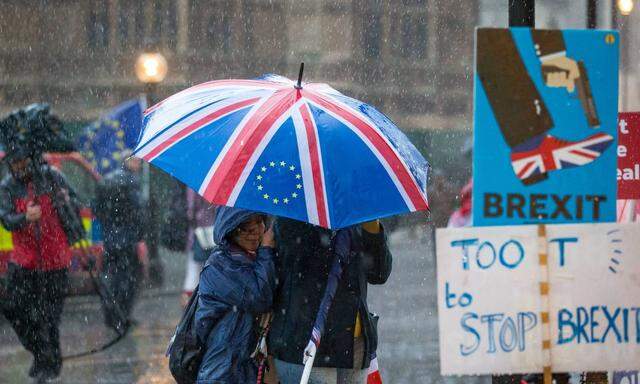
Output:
[{"xmin": 135, "ymin": 50, "xmax": 167, "ymax": 287}]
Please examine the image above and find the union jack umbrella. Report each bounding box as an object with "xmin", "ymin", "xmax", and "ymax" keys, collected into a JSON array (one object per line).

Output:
[{"xmin": 134, "ymin": 65, "xmax": 430, "ymax": 229}]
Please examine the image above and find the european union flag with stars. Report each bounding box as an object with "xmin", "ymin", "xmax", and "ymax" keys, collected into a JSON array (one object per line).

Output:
[{"xmin": 78, "ymin": 98, "xmax": 145, "ymax": 175}]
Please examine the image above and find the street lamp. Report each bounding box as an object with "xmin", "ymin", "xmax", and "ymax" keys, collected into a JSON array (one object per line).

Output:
[
  {"xmin": 135, "ymin": 50, "xmax": 167, "ymax": 287},
  {"xmin": 618, "ymin": 0, "xmax": 634, "ymax": 15},
  {"xmin": 135, "ymin": 52, "xmax": 168, "ymax": 84}
]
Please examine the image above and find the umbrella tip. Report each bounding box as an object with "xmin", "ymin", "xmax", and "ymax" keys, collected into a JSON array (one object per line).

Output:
[{"xmin": 295, "ymin": 62, "xmax": 304, "ymax": 89}]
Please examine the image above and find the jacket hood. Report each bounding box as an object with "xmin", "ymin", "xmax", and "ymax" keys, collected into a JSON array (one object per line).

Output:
[{"xmin": 213, "ymin": 206, "xmax": 262, "ymax": 245}]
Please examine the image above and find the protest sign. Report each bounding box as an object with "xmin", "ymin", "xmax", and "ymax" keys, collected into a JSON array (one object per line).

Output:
[
  {"xmin": 618, "ymin": 113, "xmax": 640, "ymax": 199},
  {"xmin": 436, "ymin": 222, "xmax": 640, "ymax": 375},
  {"xmin": 473, "ymin": 28, "xmax": 619, "ymax": 226}
]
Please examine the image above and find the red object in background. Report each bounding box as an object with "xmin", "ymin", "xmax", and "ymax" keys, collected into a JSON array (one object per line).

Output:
[{"xmin": 618, "ymin": 113, "xmax": 640, "ymax": 199}]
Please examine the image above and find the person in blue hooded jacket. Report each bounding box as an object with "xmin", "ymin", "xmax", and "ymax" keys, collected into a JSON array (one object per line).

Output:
[{"xmin": 195, "ymin": 206, "xmax": 276, "ymax": 384}]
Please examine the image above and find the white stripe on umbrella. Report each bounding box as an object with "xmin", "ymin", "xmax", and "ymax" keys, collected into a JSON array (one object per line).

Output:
[
  {"xmin": 298, "ymin": 103, "xmax": 330, "ymax": 228},
  {"xmin": 292, "ymin": 106, "xmax": 322, "ymax": 226},
  {"xmin": 136, "ymin": 95, "xmax": 262, "ymax": 160},
  {"xmin": 197, "ymin": 95, "xmax": 275, "ymax": 197},
  {"xmin": 144, "ymin": 79, "xmax": 288, "ymax": 116}
]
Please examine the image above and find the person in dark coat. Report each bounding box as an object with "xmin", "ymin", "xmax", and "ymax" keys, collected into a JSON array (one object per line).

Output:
[
  {"xmin": 0, "ymin": 149, "xmax": 80, "ymax": 382},
  {"xmin": 93, "ymin": 152, "xmax": 144, "ymax": 332},
  {"xmin": 269, "ymin": 218, "xmax": 392, "ymax": 384},
  {"xmin": 195, "ymin": 206, "xmax": 276, "ymax": 384}
]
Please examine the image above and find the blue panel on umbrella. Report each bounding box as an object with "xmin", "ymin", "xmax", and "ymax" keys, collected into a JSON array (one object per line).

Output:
[
  {"xmin": 329, "ymin": 93, "xmax": 429, "ymax": 193},
  {"xmin": 309, "ymin": 104, "xmax": 408, "ymax": 228},
  {"xmin": 151, "ymin": 106, "xmax": 253, "ymax": 191},
  {"xmin": 234, "ymin": 118, "xmax": 309, "ymax": 224}
]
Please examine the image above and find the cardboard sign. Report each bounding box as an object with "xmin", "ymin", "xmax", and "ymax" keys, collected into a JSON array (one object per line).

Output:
[
  {"xmin": 473, "ymin": 28, "xmax": 619, "ymax": 226},
  {"xmin": 436, "ymin": 223, "xmax": 640, "ymax": 375},
  {"xmin": 618, "ymin": 113, "xmax": 640, "ymax": 199}
]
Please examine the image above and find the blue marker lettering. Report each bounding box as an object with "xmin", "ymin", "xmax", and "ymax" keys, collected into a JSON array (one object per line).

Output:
[
  {"xmin": 460, "ymin": 312, "xmax": 480, "ymax": 356},
  {"xmin": 518, "ymin": 312, "xmax": 537, "ymax": 351},
  {"xmin": 481, "ymin": 313, "xmax": 504, "ymax": 353},
  {"xmin": 622, "ymin": 308, "xmax": 629, "ymax": 343},
  {"xmin": 601, "ymin": 306, "xmax": 622, "ymax": 343},
  {"xmin": 548, "ymin": 237, "xmax": 578, "ymax": 267},
  {"xmin": 499, "ymin": 317, "xmax": 518, "ymax": 352},
  {"xmin": 476, "ymin": 241, "xmax": 497, "ymax": 269},
  {"xmin": 590, "ymin": 306, "xmax": 601, "ymax": 343},
  {"xmin": 558, "ymin": 309, "xmax": 576, "ymax": 344},
  {"xmin": 451, "ymin": 238, "xmax": 478, "ymax": 270},
  {"xmin": 499, "ymin": 240, "xmax": 524, "ymax": 269},
  {"xmin": 445, "ymin": 282, "xmax": 473, "ymax": 308},
  {"xmin": 576, "ymin": 306, "xmax": 589, "ymax": 343}
]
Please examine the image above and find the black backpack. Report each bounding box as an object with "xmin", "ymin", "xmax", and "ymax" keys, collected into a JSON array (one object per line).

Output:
[{"xmin": 167, "ymin": 285, "xmax": 204, "ymax": 384}]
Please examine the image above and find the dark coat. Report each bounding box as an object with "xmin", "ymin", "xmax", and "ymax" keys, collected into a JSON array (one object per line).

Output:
[
  {"xmin": 93, "ymin": 167, "xmax": 143, "ymax": 250},
  {"xmin": 268, "ymin": 219, "xmax": 392, "ymax": 369},
  {"xmin": 195, "ymin": 206, "xmax": 275, "ymax": 384}
]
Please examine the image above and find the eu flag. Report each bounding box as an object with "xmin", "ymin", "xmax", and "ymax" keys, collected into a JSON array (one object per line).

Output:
[{"xmin": 78, "ymin": 98, "xmax": 146, "ymax": 175}]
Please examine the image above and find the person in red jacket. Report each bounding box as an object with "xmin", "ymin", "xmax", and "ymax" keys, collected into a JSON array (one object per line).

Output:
[{"xmin": 0, "ymin": 149, "xmax": 79, "ymax": 382}]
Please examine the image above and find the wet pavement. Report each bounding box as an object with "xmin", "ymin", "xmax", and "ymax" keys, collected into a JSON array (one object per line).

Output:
[{"xmin": 0, "ymin": 227, "xmax": 490, "ymax": 383}]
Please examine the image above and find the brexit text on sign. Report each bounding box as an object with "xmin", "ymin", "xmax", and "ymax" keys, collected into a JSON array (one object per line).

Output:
[
  {"xmin": 473, "ymin": 28, "xmax": 619, "ymax": 226},
  {"xmin": 436, "ymin": 223, "xmax": 640, "ymax": 375},
  {"xmin": 618, "ymin": 113, "xmax": 640, "ymax": 199}
]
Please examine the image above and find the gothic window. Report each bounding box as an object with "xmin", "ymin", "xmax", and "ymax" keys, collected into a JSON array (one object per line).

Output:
[{"xmin": 87, "ymin": 1, "xmax": 109, "ymax": 50}]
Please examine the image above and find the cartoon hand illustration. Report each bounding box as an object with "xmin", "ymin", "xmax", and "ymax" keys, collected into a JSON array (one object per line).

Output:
[{"xmin": 541, "ymin": 55, "xmax": 580, "ymax": 92}]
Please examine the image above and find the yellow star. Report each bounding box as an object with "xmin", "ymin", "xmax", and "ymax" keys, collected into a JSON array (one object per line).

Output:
[
  {"xmin": 283, "ymin": 198, "xmax": 289, "ymax": 204},
  {"xmin": 263, "ymin": 194, "xmax": 269, "ymax": 199},
  {"xmin": 273, "ymin": 198, "xmax": 279, "ymax": 204},
  {"xmin": 257, "ymin": 185, "xmax": 263, "ymax": 191},
  {"xmin": 269, "ymin": 162, "xmax": 275, "ymax": 167},
  {"xmin": 280, "ymin": 161, "xmax": 286, "ymax": 167},
  {"xmin": 296, "ymin": 184, "xmax": 302, "ymax": 189}
]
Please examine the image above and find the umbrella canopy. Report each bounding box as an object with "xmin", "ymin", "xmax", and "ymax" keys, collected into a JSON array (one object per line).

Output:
[{"xmin": 134, "ymin": 73, "xmax": 429, "ymax": 229}]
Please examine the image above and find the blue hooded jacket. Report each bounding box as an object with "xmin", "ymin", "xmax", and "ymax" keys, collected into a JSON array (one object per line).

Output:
[{"xmin": 195, "ymin": 206, "xmax": 275, "ymax": 384}]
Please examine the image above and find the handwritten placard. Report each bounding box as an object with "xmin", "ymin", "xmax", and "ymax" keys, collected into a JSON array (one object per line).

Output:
[{"xmin": 436, "ymin": 223, "xmax": 640, "ymax": 375}]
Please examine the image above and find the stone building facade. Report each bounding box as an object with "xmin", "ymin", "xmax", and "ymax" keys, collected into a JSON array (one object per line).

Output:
[{"xmin": 0, "ymin": 0, "xmax": 478, "ymax": 131}]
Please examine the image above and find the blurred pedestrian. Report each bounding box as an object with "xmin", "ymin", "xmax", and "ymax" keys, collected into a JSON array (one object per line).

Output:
[
  {"xmin": 0, "ymin": 149, "xmax": 80, "ymax": 382},
  {"xmin": 93, "ymin": 151, "xmax": 144, "ymax": 332},
  {"xmin": 195, "ymin": 206, "xmax": 276, "ymax": 384},
  {"xmin": 181, "ymin": 188, "xmax": 216, "ymax": 307},
  {"xmin": 269, "ymin": 219, "xmax": 392, "ymax": 384}
]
